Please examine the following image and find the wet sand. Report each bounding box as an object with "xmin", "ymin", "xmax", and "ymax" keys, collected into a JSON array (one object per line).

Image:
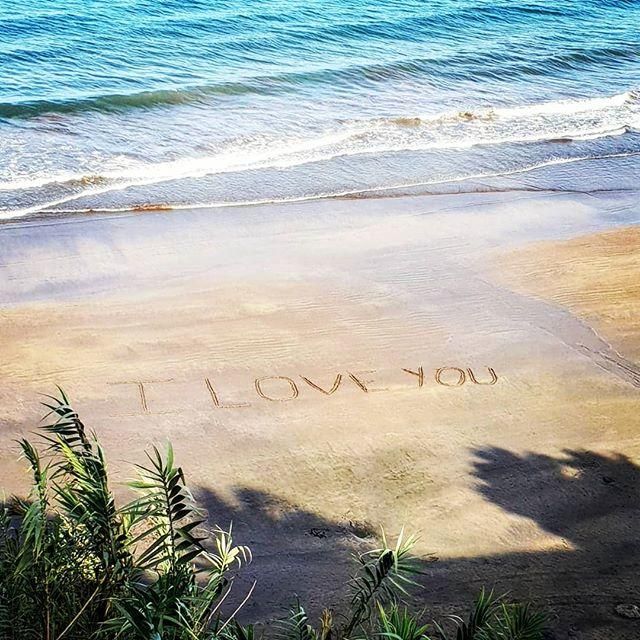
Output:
[{"xmin": 0, "ymin": 191, "xmax": 639, "ymax": 639}]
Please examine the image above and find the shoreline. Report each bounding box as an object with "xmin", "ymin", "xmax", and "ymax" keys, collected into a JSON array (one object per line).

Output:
[{"xmin": 3, "ymin": 146, "xmax": 640, "ymax": 228}]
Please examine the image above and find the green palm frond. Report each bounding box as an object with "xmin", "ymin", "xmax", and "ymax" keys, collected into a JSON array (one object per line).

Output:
[
  {"xmin": 344, "ymin": 528, "xmax": 420, "ymax": 637},
  {"xmin": 274, "ymin": 602, "xmax": 319, "ymax": 640},
  {"xmin": 107, "ymin": 444, "xmax": 252, "ymax": 639},
  {"xmin": 219, "ymin": 620, "xmax": 259, "ymax": 640},
  {"xmin": 126, "ymin": 443, "xmax": 207, "ymax": 572},
  {"xmin": 205, "ymin": 523, "xmax": 252, "ymax": 573},
  {"xmin": 479, "ymin": 602, "xmax": 547, "ymax": 640},
  {"xmin": 188, "ymin": 526, "xmax": 252, "ymax": 636},
  {"xmin": 14, "ymin": 440, "xmax": 50, "ymax": 567},
  {"xmin": 39, "ymin": 389, "xmax": 91, "ymax": 454},
  {"xmin": 375, "ymin": 604, "xmax": 430, "ymax": 640},
  {"xmin": 432, "ymin": 591, "xmax": 547, "ymax": 640},
  {"xmin": 53, "ymin": 438, "xmax": 131, "ymax": 581},
  {"xmin": 431, "ymin": 588, "xmax": 499, "ymax": 640}
]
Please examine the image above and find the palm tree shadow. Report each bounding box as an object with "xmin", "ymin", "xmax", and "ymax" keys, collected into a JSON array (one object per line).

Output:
[
  {"xmin": 472, "ymin": 447, "xmax": 640, "ymax": 554},
  {"xmin": 195, "ymin": 448, "xmax": 640, "ymax": 639},
  {"xmin": 195, "ymin": 486, "xmax": 375, "ymax": 622},
  {"xmin": 464, "ymin": 447, "xmax": 640, "ymax": 636}
]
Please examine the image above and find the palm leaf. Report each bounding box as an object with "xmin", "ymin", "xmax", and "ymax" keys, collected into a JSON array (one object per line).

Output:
[
  {"xmin": 479, "ymin": 602, "xmax": 547, "ymax": 640},
  {"xmin": 274, "ymin": 602, "xmax": 319, "ymax": 640},
  {"xmin": 344, "ymin": 529, "xmax": 420, "ymax": 637}
]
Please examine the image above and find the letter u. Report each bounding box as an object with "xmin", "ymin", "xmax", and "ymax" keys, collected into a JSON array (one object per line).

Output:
[{"xmin": 466, "ymin": 367, "xmax": 498, "ymax": 385}]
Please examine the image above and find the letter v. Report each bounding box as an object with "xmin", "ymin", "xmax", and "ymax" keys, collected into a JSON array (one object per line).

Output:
[{"xmin": 300, "ymin": 374, "xmax": 342, "ymax": 395}]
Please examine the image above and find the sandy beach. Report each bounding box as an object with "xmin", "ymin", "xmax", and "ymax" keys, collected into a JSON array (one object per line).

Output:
[{"xmin": 1, "ymin": 190, "xmax": 639, "ymax": 638}]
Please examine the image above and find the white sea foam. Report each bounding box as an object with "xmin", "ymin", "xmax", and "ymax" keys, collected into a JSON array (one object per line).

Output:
[
  {"xmin": 492, "ymin": 90, "xmax": 635, "ymax": 118},
  {"xmin": 2, "ymin": 150, "xmax": 638, "ymax": 221},
  {"xmin": 1, "ymin": 90, "xmax": 638, "ymax": 219}
]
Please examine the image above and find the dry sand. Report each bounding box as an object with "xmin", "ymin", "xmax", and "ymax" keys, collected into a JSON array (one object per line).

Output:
[
  {"xmin": 497, "ymin": 225, "xmax": 640, "ymax": 364},
  {"xmin": 0, "ymin": 190, "xmax": 639, "ymax": 638}
]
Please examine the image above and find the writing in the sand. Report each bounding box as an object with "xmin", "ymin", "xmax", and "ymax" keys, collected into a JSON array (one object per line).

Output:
[{"xmin": 108, "ymin": 366, "xmax": 497, "ymax": 415}]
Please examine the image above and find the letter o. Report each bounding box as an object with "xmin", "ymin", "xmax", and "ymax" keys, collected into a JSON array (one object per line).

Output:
[
  {"xmin": 435, "ymin": 367, "xmax": 466, "ymax": 387},
  {"xmin": 255, "ymin": 376, "xmax": 299, "ymax": 402}
]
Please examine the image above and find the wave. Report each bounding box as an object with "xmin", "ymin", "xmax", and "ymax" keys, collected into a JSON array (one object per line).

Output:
[
  {"xmin": 2, "ymin": 90, "xmax": 638, "ymax": 186},
  {"xmin": 3, "ymin": 151, "xmax": 639, "ymax": 222},
  {"xmin": 382, "ymin": 90, "xmax": 639, "ymax": 126},
  {"xmin": 1, "ymin": 90, "xmax": 639, "ymax": 219},
  {"xmin": 0, "ymin": 43, "xmax": 637, "ymax": 121},
  {"xmin": 0, "ymin": 84, "xmax": 264, "ymax": 119}
]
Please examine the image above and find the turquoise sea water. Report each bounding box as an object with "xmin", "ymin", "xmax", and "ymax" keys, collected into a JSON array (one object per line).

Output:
[{"xmin": 1, "ymin": 0, "xmax": 639, "ymax": 219}]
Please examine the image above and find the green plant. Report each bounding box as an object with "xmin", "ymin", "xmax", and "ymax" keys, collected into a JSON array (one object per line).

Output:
[
  {"xmin": 374, "ymin": 603, "xmax": 431, "ymax": 640},
  {"xmin": 271, "ymin": 529, "xmax": 420, "ymax": 640},
  {"xmin": 268, "ymin": 585, "xmax": 547, "ymax": 640},
  {"xmin": 431, "ymin": 589, "xmax": 547, "ymax": 640},
  {"xmin": 0, "ymin": 390, "xmax": 249, "ymax": 640}
]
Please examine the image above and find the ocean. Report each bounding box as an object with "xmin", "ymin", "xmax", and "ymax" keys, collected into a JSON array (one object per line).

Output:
[{"xmin": 1, "ymin": 0, "xmax": 639, "ymax": 221}]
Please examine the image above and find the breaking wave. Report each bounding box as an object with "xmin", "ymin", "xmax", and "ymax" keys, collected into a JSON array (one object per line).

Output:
[{"xmin": 2, "ymin": 89, "xmax": 640, "ymax": 219}]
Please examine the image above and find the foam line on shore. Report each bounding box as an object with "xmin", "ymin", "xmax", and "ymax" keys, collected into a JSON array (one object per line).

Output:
[{"xmin": 2, "ymin": 149, "xmax": 638, "ymax": 221}]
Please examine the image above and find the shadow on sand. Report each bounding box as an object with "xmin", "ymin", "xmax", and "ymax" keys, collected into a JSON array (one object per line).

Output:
[{"xmin": 195, "ymin": 447, "xmax": 640, "ymax": 640}]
